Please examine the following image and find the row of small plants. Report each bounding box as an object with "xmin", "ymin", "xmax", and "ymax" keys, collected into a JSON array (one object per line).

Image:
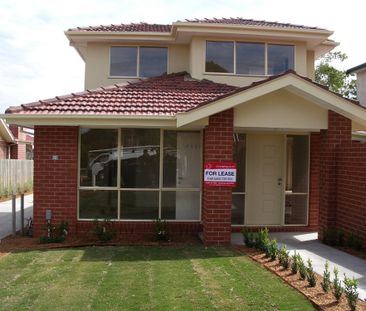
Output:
[
  {"xmin": 243, "ymin": 228, "xmax": 360, "ymax": 311},
  {"xmin": 39, "ymin": 218, "xmax": 169, "ymax": 243},
  {"xmin": 0, "ymin": 181, "xmax": 33, "ymax": 200},
  {"xmin": 323, "ymin": 227, "xmax": 363, "ymax": 251}
]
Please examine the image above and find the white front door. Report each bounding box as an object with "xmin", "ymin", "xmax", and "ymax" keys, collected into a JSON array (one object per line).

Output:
[{"xmin": 246, "ymin": 133, "xmax": 284, "ymax": 225}]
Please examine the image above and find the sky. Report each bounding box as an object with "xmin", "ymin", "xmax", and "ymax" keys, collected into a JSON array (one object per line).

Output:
[{"xmin": 0, "ymin": 0, "xmax": 365, "ymax": 113}]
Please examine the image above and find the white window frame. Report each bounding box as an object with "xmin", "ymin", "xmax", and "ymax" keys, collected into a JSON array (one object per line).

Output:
[
  {"xmin": 204, "ymin": 40, "xmax": 295, "ymax": 77},
  {"xmin": 77, "ymin": 128, "xmax": 202, "ymax": 222},
  {"xmin": 109, "ymin": 46, "xmax": 169, "ymax": 79}
]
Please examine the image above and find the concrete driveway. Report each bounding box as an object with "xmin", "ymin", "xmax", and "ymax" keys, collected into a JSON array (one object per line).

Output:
[
  {"xmin": 232, "ymin": 231, "xmax": 366, "ymax": 301},
  {"xmin": 0, "ymin": 194, "xmax": 33, "ymax": 240}
]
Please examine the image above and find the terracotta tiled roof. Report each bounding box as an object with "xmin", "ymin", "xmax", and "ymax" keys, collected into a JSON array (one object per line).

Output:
[
  {"xmin": 6, "ymin": 71, "xmax": 359, "ymax": 117},
  {"xmin": 5, "ymin": 73, "xmax": 238, "ymax": 116},
  {"xmin": 68, "ymin": 18, "xmax": 324, "ymax": 33},
  {"xmin": 69, "ymin": 23, "xmax": 172, "ymax": 33},
  {"xmin": 181, "ymin": 17, "xmax": 324, "ymax": 30}
]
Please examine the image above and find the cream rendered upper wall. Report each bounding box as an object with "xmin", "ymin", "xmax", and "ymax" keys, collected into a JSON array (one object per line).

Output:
[
  {"xmin": 84, "ymin": 43, "xmax": 190, "ymax": 89},
  {"xmin": 189, "ymin": 37, "xmax": 311, "ymax": 87}
]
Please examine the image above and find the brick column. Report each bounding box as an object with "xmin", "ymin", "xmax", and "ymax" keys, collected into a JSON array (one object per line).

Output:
[
  {"xmin": 33, "ymin": 126, "xmax": 78, "ymax": 236},
  {"xmin": 308, "ymin": 132, "xmax": 320, "ymax": 231},
  {"xmin": 202, "ymin": 109, "xmax": 233, "ymax": 245},
  {"xmin": 319, "ymin": 111, "xmax": 351, "ymax": 239}
]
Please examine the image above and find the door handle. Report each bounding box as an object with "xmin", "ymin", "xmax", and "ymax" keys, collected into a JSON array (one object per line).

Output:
[{"xmin": 277, "ymin": 178, "xmax": 282, "ymax": 186}]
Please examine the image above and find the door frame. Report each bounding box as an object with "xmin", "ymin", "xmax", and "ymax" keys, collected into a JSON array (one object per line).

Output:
[{"xmin": 232, "ymin": 130, "xmax": 310, "ymax": 227}]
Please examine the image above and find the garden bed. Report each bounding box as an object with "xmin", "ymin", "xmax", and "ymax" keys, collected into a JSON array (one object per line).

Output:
[{"xmin": 235, "ymin": 245, "xmax": 366, "ymax": 311}]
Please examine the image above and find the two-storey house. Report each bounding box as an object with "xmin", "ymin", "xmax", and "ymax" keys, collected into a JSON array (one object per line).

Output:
[{"xmin": 4, "ymin": 18, "xmax": 366, "ymax": 245}]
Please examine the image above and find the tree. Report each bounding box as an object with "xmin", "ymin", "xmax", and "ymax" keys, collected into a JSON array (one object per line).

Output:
[{"xmin": 315, "ymin": 51, "xmax": 357, "ymax": 100}]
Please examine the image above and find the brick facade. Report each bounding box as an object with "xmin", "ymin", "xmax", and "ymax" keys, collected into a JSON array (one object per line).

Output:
[
  {"xmin": 202, "ymin": 109, "xmax": 233, "ymax": 245},
  {"xmin": 33, "ymin": 126, "xmax": 79, "ymax": 236}
]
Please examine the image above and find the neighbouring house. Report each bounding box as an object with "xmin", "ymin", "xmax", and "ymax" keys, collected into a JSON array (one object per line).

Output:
[
  {"xmin": 2, "ymin": 18, "xmax": 366, "ymax": 245},
  {"xmin": 0, "ymin": 119, "xmax": 33, "ymax": 160}
]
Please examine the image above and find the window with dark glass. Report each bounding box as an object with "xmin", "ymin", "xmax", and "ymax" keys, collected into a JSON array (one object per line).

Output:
[
  {"xmin": 110, "ymin": 47, "xmax": 137, "ymax": 77},
  {"xmin": 205, "ymin": 41, "xmax": 234, "ymax": 73},
  {"xmin": 121, "ymin": 129, "xmax": 160, "ymax": 188},
  {"xmin": 79, "ymin": 190, "xmax": 118, "ymax": 219},
  {"xmin": 110, "ymin": 46, "xmax": 167, "ymax": 77},
  {"xmin": 79, "ymin": 128, "xmax": 118, "ymax": 187},
  {"xmin": 268, "ymin": 44, "xmax": 294, "ymax": 75},
  {"xmin": 236, "ymin": 43, "xmax": 265, "ymax": 75},
  {"xmin": 139, "ymin": 47, "xmax": 167, "ymax": 77},
  {"xmin": 79, "ymin": 128, "xmax": 202, "ymax": 221}
]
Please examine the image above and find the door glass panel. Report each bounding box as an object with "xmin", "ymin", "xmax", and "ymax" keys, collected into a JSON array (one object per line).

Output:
[
  {"xmin": 285, "ymin": 135, "xmax": 309, "ymax": 225},
  {"xmin": 232, "ymin": 194, "xmax": 245, "ymax": 225},
  {"xmin": 233, "ymin": 133, "xmax": 246, "ymax": 192}
]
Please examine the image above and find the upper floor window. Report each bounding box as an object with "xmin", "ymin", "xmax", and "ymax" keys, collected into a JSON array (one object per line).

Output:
[
  {"xmin": 205, "ymin": 41, "xmax": 294, "ymax": 76},
  {"xmin": 110, "ymin": 46, "xmax": 167, "ymax": 78}
]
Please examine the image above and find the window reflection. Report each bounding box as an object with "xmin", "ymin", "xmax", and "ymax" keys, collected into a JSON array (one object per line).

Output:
[
  {"xmin": 205, "ymin": 41, "xmax": 234, "ymax": 73},
  {"xmin": 110, "ymin": 47, "xmax": 137, "ymax": 76},
  {"xmin": 236, "ymin": 43, "xmax": 265, "ymax": 75},
  {"xmin": 121, "ymin": 129, "xmax": 160, "ymax": 188},
  {"xmin": 139, "ymin": 47, "xmax": 167, "ymax": 77},
  {"xmin": 80, "ymin": 129, "xmax": 118, "ymax": 187},
  {"xmin": 268, "ymin": 44, "xmax": 294, "ymax": 75}
]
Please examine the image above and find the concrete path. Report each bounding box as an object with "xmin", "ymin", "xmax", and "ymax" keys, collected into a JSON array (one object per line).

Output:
[
  {"xmin": 0, "ymin": 194, "xmax": 33, "ymax": 240},
  {"xmin": 232, "ymin": 231, "xmax": 366, "ymax": 301}
]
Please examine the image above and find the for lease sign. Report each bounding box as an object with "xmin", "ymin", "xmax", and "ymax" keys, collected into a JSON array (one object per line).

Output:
[{"xmin": 204, "ymin": 162, "xmax": 237, "ymax": 187}]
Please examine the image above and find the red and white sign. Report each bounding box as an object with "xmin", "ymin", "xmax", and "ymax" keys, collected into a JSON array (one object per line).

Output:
[{"xmin": 204, "ymin": 162, "xmax": 237, "ymax": 187}]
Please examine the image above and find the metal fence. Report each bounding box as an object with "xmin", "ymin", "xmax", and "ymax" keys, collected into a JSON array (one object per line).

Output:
[{"xmin": 0, "ymin": 159, "xmax": 33, "ymax": 195}]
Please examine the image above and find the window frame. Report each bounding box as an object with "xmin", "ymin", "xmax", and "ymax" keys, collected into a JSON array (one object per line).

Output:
[
  {"xmin": 204, "ymin": 40, "xmax": 295, "ymax": 77},
  {"xmin": 77, "ymin": 128, "xmax": 202, "ymax": 222},
  {"xmin": 109, "ymin": 46, "xmax": 169, "ymax": 78}
]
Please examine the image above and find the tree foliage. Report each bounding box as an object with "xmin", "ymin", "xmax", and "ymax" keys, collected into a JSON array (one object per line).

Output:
[{"xmin": 315, "ymin": 51, "xmax": 357, "ymax": 100}]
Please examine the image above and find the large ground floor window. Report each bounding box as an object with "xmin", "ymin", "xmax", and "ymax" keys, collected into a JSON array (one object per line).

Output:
[{"xmin": 79, "ymin": 128, "xmax": 201, "ymax": 221}]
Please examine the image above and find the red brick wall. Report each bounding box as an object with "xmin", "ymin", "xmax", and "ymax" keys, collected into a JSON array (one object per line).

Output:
[
  {"xmin": 308, "ymin": 132, "xmax": 320, "ymax": 231},
  {"xmin": 76, "ymin": 221, "xmax": 201, "ymax": 238},
  {"xmin": 0, "ymin": 141, "xmax": 8, "ymax": 159},
  {"xmin": 33, "ymin": 126, "xmax": 79, "ymax": 236},
  {"xmin": 202, "ymin": 109, "xmax": 233, "ymax": 245},
  {"xmin": 336, "ymin": 141, "xmax": 366, "ymax": 246}
]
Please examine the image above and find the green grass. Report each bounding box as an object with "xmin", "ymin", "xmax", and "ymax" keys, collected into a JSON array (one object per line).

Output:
[{"xmin": 0, "ymin": 246, "xmax": 314, "ymax": 311}]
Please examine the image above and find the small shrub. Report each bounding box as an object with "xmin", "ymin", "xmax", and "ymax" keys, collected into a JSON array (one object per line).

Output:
[
  {"xmin": 298, "ymin": 257, "xmax": 307, "ymax": 280},
  {"xmin": 93, "ymin": 219, "xmax": 116, "ymax": 242},
  {"xmin": 321, "ymin": 260, "xmax": 331, "ymax": 293},
  {"xmin": 333, "ymin": 267, "xmax": 343, "ymax": 302},
  {"xmin": 323, "ymin": 227, "xmax": 338, "ymax": 246},
  {"xmin": 243, "ymin": 230, "xmax": 252, "ymax": 247},
  {"xmin": 154, "ymin": 218, "xmax": 168, "ymax": 241},
  {"xmin": 337, "ymin": 229, "xmax": 345, "ymax": 247},
  {"xmin": 291, "ymin": 252, "xmax": 299, "ymax": 275},
  {"xmin": 253, "ymin": 232, "xmax": 261, "ymax": 249},
  {"xmin": 348, "ymin": 232, "xmax": 362, "ymax": 251},
  {"xmin": 343, "ymin": 275, "xmax": 359, "ymax": 311},
  {"xmin": 278, "ymin": 245, "xmax": 290, "ymax": 269},
  {"xmin": 39, "ymin": 220, "xmax": 69, "ymax": 244},
  {"xmin": 258, "ymin": 228, "xmax": 269, "ymax": 251},
  {"xmin": 269, "ymin": 239, "xmax": 277, "ymax": 261},
  {"xmin": 306, "ymin": 258, "xmax": 316, "ymax": 287},
  {"xmin": 263, "ymin": 238, "xmax": 271, "ymax": 257}
]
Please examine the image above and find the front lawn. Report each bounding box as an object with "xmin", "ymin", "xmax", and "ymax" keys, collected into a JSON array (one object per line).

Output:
[{"xmin": 0, "ymin": 246, "xmax": 314, "ymax": 310}]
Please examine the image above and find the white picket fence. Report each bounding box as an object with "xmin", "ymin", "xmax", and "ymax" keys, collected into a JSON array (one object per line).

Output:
[{"xmin": 0, "ymin": 160, "xmax": 33, "ymax": 195}]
